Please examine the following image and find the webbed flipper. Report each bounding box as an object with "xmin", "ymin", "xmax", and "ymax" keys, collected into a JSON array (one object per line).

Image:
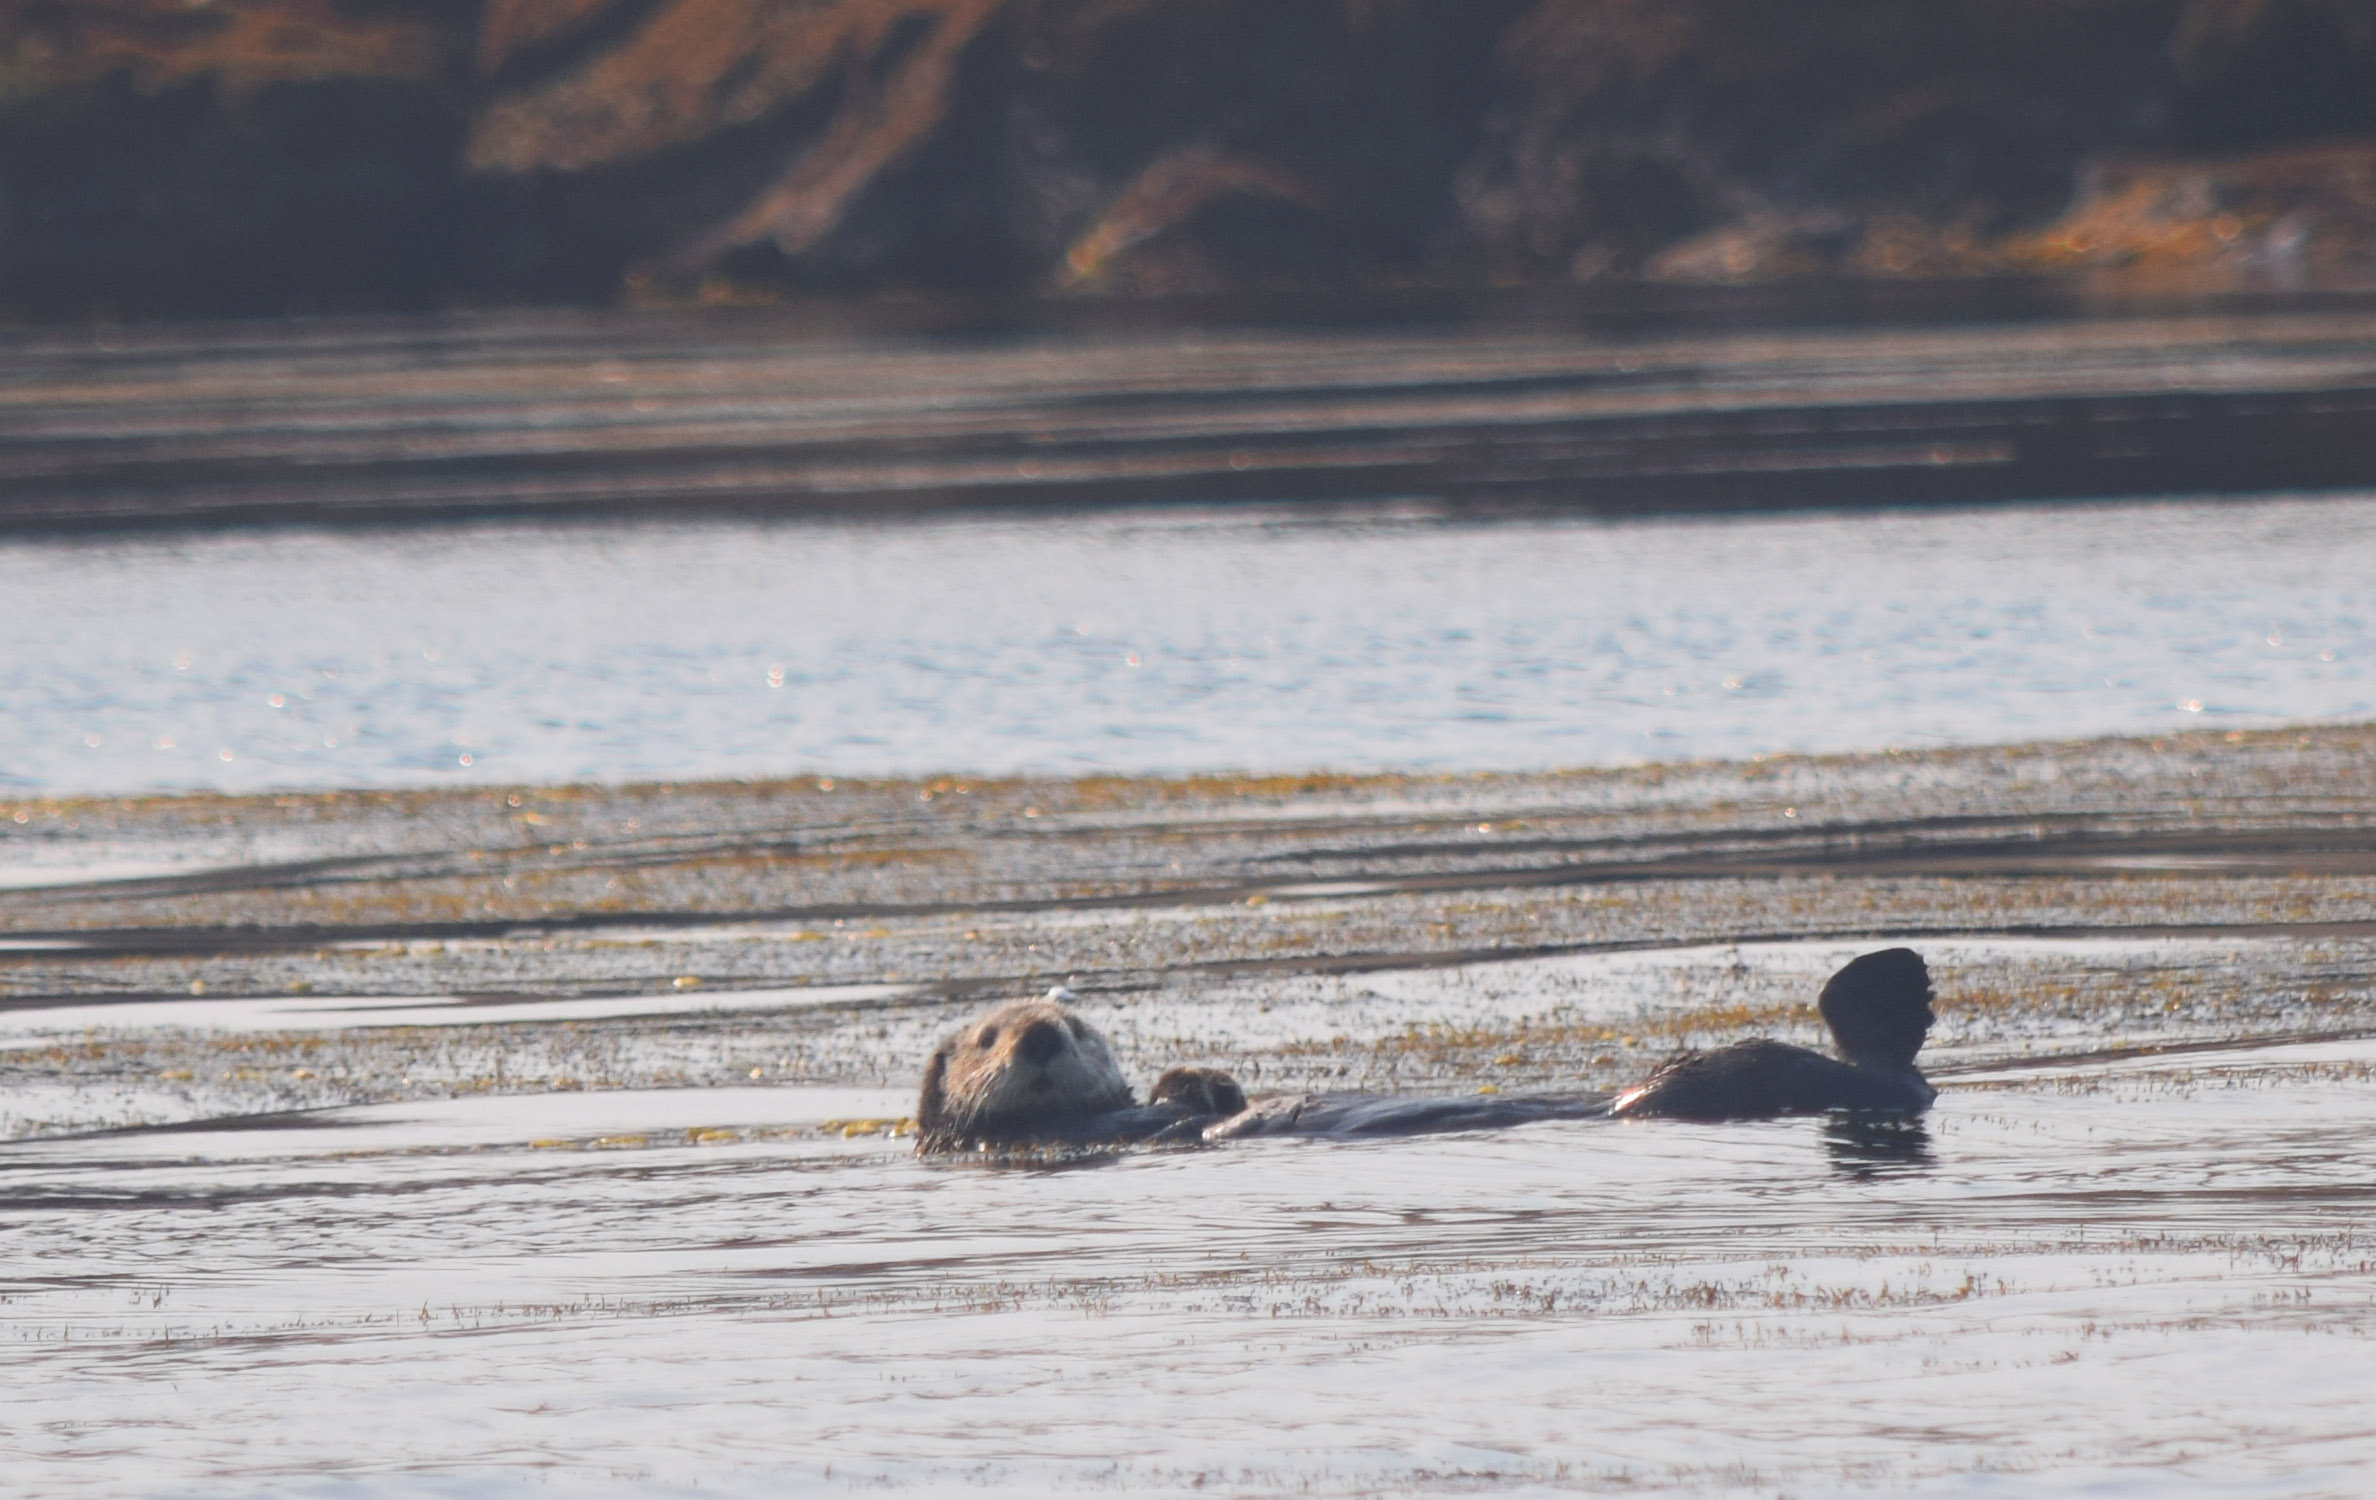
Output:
[{"xmin": 1818, "ymin": 947, "xmax": 1935, "ymax": 1069}]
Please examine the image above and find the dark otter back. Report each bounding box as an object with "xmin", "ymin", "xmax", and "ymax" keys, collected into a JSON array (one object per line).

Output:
[
  {"xmin": 1615, "ymin": 1039, "xmax": 1933, "ymax": 1120},
  {"xmin": 1817, "ymin": 948, "xmax": 1935, "ymax": 1069}
]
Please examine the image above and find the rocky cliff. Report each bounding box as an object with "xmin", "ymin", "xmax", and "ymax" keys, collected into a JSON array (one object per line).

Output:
[{"xmin": 4, "ymin": 0, "xmax": 2373, "ymax": 318}]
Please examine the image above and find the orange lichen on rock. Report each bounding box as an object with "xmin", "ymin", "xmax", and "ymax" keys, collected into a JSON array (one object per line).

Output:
[
  {"xmin": 2002, "ymin": 144, "xmax": 2376, "ymax": 288},
  {"xmin": 468, "ymin": 0, "xmax": 865, "ymax": 172},
  {"xmin": 673, "ymin": 0, "xmax": 1001, "ymax": 265},
  {"xmin": 1059, "ymin": 148, "xmax": 1318, "ymax": 288},
  {"xmin": 467, "ymin": 0, "xmax": 996, "ymax": 174},
  {"xmin": 477, "ymin": 0, "xmax": 627, "ymax": 75},
  {"xmin": 5, "ymin": 0, "xmax": 2376, "ymax": 314},
  {"xmin": 1844, "ymin": 216, "xmax": 2003, "ymax": 280},
  {"xmin": 467, "ymin": 0, "xmax": 1007, "ymax": 271},
  {"xmin": 1647, "ymin": 145, "xmax": 2376, "ymax": 290},
  {"xmin": 0, "ymin": 0, "xmax": 445, "ymax": 95}
]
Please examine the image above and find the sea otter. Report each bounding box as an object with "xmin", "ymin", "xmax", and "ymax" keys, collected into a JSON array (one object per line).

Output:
[
  {"xmin": 914, "ymin": 949, "xmax": 1937, "ymax": 1153},
  {"xmin": 913, "ymin": 988, "xmax": 1246, "ymax": 1152}
]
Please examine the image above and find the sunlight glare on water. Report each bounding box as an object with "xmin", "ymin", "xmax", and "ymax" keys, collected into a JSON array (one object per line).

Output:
[{"xmin": 0, "ymin": 494, "xmax": 2372, "ymax": 793}]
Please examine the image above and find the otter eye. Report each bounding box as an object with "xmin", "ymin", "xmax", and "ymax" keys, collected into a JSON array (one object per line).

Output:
[{"xmin": 976, "ymin": 1025, "xmax": 999, "ymax": 1049}]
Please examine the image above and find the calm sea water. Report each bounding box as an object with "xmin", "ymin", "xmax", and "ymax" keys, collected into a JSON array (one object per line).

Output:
[
  {"xmin": 5, "ymin": 937, "xmax": 2373, "ymax": 1497},
  {"xmin": 2, "ymin": 493, "xmax": 2372, "ymax": 795},
  {"xmin": 6, "ymin": 478, "xmax": 2376, "ymax": 1496}
]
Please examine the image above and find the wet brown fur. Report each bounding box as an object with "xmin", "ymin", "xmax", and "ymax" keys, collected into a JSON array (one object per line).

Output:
[
  {"xmin": 914, "ymin": 991, "xmax": 1134, "ymax": 1151},
  {"xmin": 1149, "ymin": 1065, "xmax": 1247, "ymax": 1118}
]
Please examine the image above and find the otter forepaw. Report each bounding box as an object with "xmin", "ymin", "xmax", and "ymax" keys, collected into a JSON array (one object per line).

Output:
[{"xmin": 1149, "ymin": 1065, "xmax": 1249, "ymax": 1118}]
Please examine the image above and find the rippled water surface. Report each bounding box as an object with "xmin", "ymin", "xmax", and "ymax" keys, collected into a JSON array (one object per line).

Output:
[
  {"xmin": 4, "ymin": 494, "xmax": 2374, "ymax": 795},
  {"xmin": 5, "ymin": 937, "xmax": 2374, "ymax": 1498},
  {"xmin": 7, "ymin": 358, "xmax": 2376, "ymax": 1498},
  {"xmin": 7, "ymin": 715, "xmax": 2376, "ymax": 1493}
]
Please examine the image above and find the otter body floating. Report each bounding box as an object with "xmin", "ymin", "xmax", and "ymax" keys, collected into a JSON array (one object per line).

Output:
[
  {"xmin": 913, "ymin": 950, "xmax": 1937, "ymax": 1155},
  {"xmin": 1610, "ymin": 947, "xmax": 1936, "ymax": 1120}
]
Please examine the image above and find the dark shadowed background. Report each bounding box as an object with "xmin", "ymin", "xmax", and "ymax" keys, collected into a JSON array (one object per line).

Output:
[{"xmin": 4, "ymin": 0, "xmax": 2375, "ymax": 320}]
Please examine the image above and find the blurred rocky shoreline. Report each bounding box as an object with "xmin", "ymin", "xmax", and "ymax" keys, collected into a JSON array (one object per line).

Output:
[{"xmin": 4, "ymin": 0, "xmax": 2375, "ymax": 320}]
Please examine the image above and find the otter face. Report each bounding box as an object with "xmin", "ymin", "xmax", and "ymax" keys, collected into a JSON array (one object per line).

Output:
[{"xmin": 916, "ymin": 989, "xmax": 1134, "ymax": 1150}]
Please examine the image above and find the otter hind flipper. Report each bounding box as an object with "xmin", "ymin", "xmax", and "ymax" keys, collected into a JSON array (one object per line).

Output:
[
  {"xmin": 1817, "ymin": 947, "xmax": 1935, "ymax": 1070},
  {"xmin": 1613, "ymin": 949, "xmax": 1940, "ymax": 1120}
]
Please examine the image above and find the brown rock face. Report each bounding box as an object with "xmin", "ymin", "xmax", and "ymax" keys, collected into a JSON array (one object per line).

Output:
[
  {"xmin": 2, "ymin": 0, "xmax": 2373, "ymax": 317},
  {"xmin": 0, "ymin": 0, "xmax": 449, "ymax": 95}
]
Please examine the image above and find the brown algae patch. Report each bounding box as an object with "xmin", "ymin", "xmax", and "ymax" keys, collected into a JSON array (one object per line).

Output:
[{"xmin": 8, "ymin": 725, "xmax": 2376, "ymax": 1134}]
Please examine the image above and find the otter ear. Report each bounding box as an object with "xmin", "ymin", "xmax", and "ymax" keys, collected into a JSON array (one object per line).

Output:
[
  {"xmin": 1818, "ymin": 948, "xmax": 1935, "ymax": 1068},
  {"xmin": 917, "ymin": 1049, "xmax": 950, "ymax": 1136}
]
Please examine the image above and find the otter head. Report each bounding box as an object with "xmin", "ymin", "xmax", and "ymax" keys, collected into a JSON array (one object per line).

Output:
[
  {"xmin": 1817, "ymin": 948, "xmax": 1935, "ymax": 1070},
  {"xmin": 915, "ymin": 988, "xmax": 1134, "ymax": 1151}
]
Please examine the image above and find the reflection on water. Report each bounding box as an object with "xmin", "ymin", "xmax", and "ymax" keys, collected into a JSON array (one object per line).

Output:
[
  {"xmin": 1821, "ymin": 1113, "xmax": 1935, "ymax": 1176},
  {"xmin": 0, "ymin": 493, "xmax": 2372, "ymax": 795}
]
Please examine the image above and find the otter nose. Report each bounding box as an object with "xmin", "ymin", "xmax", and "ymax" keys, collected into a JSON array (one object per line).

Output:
[{"xmin": 1017, "ymin": 1017, "xmax": 1069, "ymax": 1067}]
